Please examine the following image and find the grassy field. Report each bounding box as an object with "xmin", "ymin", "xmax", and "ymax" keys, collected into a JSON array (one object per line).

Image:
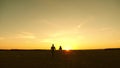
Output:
[{"xmin": 0, "ymin": 49, "xmax": 120, "ymax": 68}]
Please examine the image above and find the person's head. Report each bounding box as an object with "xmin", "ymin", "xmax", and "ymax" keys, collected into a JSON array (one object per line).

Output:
[{"xmin": 52, "ymin": 44, "xmax": 54, "ymax": 47}]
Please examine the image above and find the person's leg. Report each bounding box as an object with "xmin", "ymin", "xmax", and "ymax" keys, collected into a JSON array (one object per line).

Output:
[{"xmin": 51, "ymin": 50, "xmax": 54, "ymax": 56}]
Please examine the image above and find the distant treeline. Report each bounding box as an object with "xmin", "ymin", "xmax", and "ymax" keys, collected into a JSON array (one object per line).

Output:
[
  {"xmin": 104, "ymin": 48, "xmax": 120, "ymax": 50},
  {"xmin": 0, "ymin": 48, "xmax": 120, "ymax": 51},
  {"xmin": 0, "ymin": 49, "xmax": 49, "ymax": 51}
]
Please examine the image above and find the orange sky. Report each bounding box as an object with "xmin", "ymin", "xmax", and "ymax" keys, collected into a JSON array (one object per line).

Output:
[{"xmin": 0, "ymin": 0, "xmax": 120, "ymax": 50}]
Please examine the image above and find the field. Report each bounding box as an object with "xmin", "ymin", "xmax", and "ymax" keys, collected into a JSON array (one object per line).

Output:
[{"xmin": 0, "ymin": 49, "xmax": 120, "ymax": 68}]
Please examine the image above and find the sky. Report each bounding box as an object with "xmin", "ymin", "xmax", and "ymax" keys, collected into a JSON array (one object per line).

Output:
[{"xmin": 0, "ymin": 0, "xmax": 120, "ymax": 50}]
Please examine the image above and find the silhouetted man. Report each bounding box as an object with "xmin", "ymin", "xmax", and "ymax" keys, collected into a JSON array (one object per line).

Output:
[{"xmin": 51, "ymin": 44, "xmax": 56, "ymax": 56}]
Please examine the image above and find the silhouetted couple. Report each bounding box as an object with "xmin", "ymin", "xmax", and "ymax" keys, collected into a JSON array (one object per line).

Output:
[{"xmin": 51, "ymin": 44, "xmax": 62, "ymax": 56}]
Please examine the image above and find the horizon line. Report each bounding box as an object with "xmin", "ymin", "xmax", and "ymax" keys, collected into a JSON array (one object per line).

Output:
[{"xmin": 0, "ymin": 48, "xmax": 120, "ymax": 51}]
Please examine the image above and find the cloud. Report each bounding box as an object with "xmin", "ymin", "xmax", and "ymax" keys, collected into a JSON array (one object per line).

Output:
[
  {"xmin": 118, "ymin": 40, "xmax": 120, "ymax": 42},
  {"xmin": 77, "ymin": 24, "xmax": 81, "ymax": 28},
  {"xmin": 15, "ymin": 32, "xmax": 36, "ymax": 39},
  {"xmin": 50, "ymin": 30, "xmax": 78, "ymax": 38},
  {"xmin": 0, "ymin": 37, "xmax": 4, "ymax": 40},
  {"xmin": 73, "ymin": 16, "xmax": 96, "ymax": 31},
  {"xmin": 100, "ymin": 27, "xmax": 112, "ymax": 32}
]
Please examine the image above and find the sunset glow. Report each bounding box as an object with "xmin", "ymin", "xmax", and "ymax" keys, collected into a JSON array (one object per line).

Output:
[
  {"xmin": 65, "ymin": 48, "xmax": 70, "ymax": 51},
  {"xmin": 0, "ymin": 0, "xmax": 120, "ymax": 50}
]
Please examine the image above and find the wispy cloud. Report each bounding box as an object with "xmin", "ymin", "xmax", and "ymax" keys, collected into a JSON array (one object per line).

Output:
[
  {"xmin": 118, "ymin": 40, "xmax": 120, "ymax": 42},
  {"xmin": 0, "ymin": 37, "xmax": 4, "ymax": 40},
  {"xmin": 100, "ymin": 27, "xmax": 112, "ymax": 32},
  {"xmin": 74, "ymin": 16, "xmax": 96, "ymax": 31},
  {"xmin": 77, "ymin": 24, "xmax": 81, "ymax": 28},
  {"xmin": 14, "ymin": 32, "xmax": 36, "ymax": 39}
]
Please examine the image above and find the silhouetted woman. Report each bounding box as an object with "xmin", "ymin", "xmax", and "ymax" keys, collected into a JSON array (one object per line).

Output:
[
  {"xmin": 59, "ymin": 46, "xmax": 62, "ymax": 54},
  {"xmin": 51, "ymin": 44, "xmax": 56, "ymax": 56},
  {"xmin": 59, "ymin": 46, "xmax": 62, "ymax": 51}
]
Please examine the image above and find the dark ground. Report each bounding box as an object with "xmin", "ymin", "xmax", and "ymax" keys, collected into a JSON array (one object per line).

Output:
[{"xmin": 0, "ymin": 49, "xmax": 120, "ymax": 68}]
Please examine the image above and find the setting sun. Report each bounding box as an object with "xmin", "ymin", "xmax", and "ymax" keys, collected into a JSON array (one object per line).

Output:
[
  {"xmin": 64, "ymin": 47, "xmax": 70, "ymax": 51},
  {"xmin": 65, "ymin": 48, "xmax": 70, "ymax": 52}
]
